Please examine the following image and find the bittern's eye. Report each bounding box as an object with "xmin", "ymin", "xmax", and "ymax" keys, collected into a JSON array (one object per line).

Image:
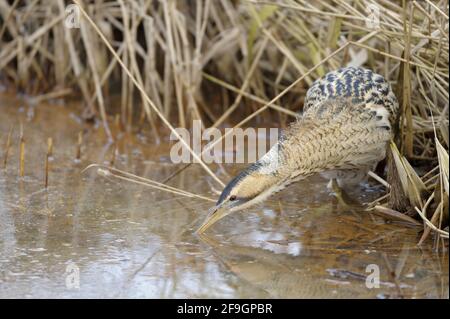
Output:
[{"xmin": 229, "ymin": 195, "xmax": 237, "ymax": 201}]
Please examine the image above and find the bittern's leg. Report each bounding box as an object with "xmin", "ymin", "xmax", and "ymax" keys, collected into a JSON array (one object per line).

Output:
[
  {"xmin": 322, "ymin": 169, "xmax": 368, "ymax": 190},
  {"xmin": 322, "ymin": 169, "xmax": 368, "ymax": 209},
  {"xmin": 336, "ymin": 169, "xmax": 369, "ymax": 188},
  {"xmin": 329, "ymin": 178, "xmax": 357, "ymax": 210}
]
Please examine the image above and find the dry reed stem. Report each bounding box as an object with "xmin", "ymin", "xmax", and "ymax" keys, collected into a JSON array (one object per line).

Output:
[
  {"xmin": 80, "ymin": 15, "xmax": 112, "ymax": 140},
  {"xmin": 83, "ymin": 164, "xmax": 215, "ymax": 203},
  {"xmin": 2, "ymin": 126, "xmax": 13, "ymax": 169},
  {"xmin": 373, "ymin": 205, "xmax": 422, "ymax": 226}
]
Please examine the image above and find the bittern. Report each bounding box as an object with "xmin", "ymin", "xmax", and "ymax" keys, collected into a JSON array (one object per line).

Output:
[{"xmin": 197, "ymin": 67, "xmax": 398, "ymax": 233}]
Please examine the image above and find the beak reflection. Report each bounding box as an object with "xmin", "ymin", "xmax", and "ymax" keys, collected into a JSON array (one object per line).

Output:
[{"xmin": 196, "ymin": 205, "xmax": 229, "ymax": 234}]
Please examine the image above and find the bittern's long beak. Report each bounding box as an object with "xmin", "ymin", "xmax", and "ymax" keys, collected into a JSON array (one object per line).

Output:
[{"xmin": 196, "ymin": 205, "xmax": 229, "ymax": 234}]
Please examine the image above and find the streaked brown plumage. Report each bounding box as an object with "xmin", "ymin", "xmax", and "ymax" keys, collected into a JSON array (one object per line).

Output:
[{"xmin": 197, "ymin": 67, "xmax": 399, "ymax": 233}]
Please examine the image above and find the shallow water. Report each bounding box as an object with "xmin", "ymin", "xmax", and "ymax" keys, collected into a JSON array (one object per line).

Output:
[{"xmin": 0, "ymin": 93, "xmax": 448, "ymax": 298}]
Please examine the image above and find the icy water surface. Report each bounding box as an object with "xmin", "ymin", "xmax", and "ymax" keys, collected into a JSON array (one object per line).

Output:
[{"xmin": 0, "ymin": 93, "xmax": 448, "ymax": 298}]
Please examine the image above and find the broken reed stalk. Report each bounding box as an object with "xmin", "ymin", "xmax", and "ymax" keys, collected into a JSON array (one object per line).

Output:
[
  {"xmin": 76, "ymin": 131, "xmax": 82, "ymax": 161},
  {"xmin": 109, "ymin": 143, "xmax": 117, "ymax": 166},
  {"xmin": 19, "ymin": 124, "xmax": 24, "ymax": 178},
  {"xmin": 45, "ymin": 137, "xmax": 53, "ymax": 188},
  {"xmin": 3, "ymin": 126, "xmax": 13, "ymax": 169}
]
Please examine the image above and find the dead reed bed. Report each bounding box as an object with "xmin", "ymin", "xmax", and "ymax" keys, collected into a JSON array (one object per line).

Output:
[{"xmin": 0, "ymin": 0, "xmax": 448, "ymax": 243}]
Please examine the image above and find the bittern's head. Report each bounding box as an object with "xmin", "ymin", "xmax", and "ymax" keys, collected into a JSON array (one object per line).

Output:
[{"xmin": 196, "ymin": 152, "xmax": 288, "ymax": 233}]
